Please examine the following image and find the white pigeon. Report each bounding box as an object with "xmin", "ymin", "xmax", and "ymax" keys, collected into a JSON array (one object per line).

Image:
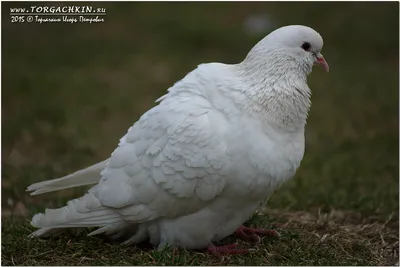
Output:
[{"xmin": 27, "ymin": 25, "xmax": 329, "ymax": 255}]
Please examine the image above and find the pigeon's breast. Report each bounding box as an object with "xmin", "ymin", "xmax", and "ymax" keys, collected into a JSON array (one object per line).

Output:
[{"xmin": 224, "ymin": 116, "xmax": 305, "ymax": 199}]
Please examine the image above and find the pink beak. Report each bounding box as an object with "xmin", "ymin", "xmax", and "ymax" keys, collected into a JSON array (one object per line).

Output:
[{"xmin": 315, "ymin": 53, "xmax": 329, "ymax": 72}]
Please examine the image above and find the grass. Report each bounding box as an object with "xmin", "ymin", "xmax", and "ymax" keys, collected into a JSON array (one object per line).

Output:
[
  {"xmin": 2, "ymin": 2, "xmax": 399, "ymax": 266},
  {"xmin": 2, "ymin": 211, "xmax": 398, "ymax": 266}
]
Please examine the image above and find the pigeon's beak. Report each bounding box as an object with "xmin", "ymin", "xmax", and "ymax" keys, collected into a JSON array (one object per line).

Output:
[{"xmin": 314, "ymin": 53, "xmax": 329, "ymax": 72}]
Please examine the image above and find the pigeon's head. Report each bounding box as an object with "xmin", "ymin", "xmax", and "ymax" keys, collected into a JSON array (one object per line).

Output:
[{"xmin": 244, "ymin": 25, "xmax": 329, "ymax": 73}]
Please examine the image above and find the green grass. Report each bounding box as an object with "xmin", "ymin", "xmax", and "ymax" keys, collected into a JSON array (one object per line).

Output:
[{"xmin": 2, "ymin": 2, "xmax": 399, "ymax": 266}]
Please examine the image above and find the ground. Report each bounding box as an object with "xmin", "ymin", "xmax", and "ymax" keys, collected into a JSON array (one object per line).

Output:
[{"xmin": 2, "ymin": 2, "xmax": 399, "ymax": 266}]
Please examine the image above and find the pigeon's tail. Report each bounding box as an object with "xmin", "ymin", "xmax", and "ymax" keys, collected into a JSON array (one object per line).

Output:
[
  {"xmin": 30, "ymin": 193, "xmax": 124, "ymax": 236},
  {"xmin": 26, "ymin": 160, "xmax": 108, "ymax": 196}
]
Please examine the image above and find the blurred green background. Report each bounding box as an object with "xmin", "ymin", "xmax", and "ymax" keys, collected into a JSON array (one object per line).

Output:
[{"xmin": 2, "ymin": 2, "xmax": 399, "ymax": 220}]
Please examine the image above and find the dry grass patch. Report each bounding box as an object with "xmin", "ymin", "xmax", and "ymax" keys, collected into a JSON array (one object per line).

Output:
[
  {"xmin": 263, "ymin": 209, "xmax": 399, "ymax": 266},
  {"xmin": 2, "ymin": 209, "xmax": 398, "ymax": 266}
]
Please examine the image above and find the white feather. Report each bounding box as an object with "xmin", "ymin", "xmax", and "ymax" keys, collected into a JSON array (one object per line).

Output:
[
  {"xmin": 26, "ymin": 160, "xmax": 108, "ymax": 195},
  {"xmin": 27, "ymin": 25, "xmax": 327, "ymax": 249}
]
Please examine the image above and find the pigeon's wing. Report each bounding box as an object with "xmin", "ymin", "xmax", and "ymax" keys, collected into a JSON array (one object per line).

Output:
[{"xmin": 94, "ymin": 86, "xmax": 230, "ymax": 222}]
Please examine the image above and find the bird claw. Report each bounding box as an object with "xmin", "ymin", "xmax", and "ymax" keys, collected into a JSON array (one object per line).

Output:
[{"xmin": 234, "ymin": 225, "xmax": 280, "ymax": 243}]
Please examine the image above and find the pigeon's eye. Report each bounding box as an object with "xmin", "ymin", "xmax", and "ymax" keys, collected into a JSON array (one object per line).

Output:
[{"xmin": 301, "ymin": 42, "xmax": 311, "ymax": 51}]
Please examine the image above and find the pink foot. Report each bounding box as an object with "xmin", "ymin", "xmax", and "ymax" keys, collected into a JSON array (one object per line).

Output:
[
  {"xmin": 207, "ymin": 243, "xmax": 251, "ymax": 256},
  {"xmin": 234, "ymin": 225, "xmax": 280, "ymax": 243}
]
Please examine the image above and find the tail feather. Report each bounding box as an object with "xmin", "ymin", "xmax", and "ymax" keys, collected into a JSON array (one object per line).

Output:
[
  {"xmin": 27, "ymin": 160, "xmax": 108, "ymax": 195},
  {"xmin": 88, "ymin": 223, "xmax": 148, "ymax": 245},
  {"xmin": 29, "ymin": 228, "xmax": 64, "ymax": 238},
  {"xmin": 88, "ymin": 222, "xmax": 135, "ymax": 237},
  {"xmin": 31, "ymin": 193, "xmax": 123, "ymax": 230},
  {"xmin": 27, "ymin": 160, "xmax": 145, "ymax": 240}
]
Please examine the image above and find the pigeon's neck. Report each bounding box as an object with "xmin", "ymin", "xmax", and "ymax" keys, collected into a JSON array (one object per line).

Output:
[{"xmin": 236, "ymin": 51, "xmax": 312, "ymax": 131}]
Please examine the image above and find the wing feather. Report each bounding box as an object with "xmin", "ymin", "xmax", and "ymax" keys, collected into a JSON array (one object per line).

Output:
[{"xmin": 94, "ymin": 75, "xmax": 230, "ymax": 221}]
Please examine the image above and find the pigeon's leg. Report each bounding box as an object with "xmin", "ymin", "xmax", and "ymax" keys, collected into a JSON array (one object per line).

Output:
[
  {"xmin": 207, "ymin": 243, "xmax": 251, "ymax": 256},
  {"xmin": 234, "ymin": 225, "xmax": 280, "ymax": 243}
]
